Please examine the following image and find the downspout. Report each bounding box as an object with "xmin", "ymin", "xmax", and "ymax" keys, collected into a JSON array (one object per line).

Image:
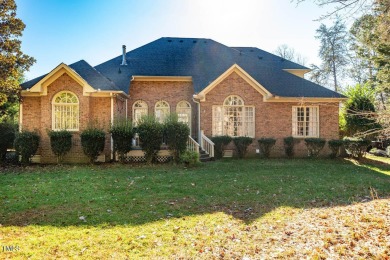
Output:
[
  {"xmin": 110, "ymin": 93, "xmax": 114, "ymax": 160},
  {"xmin": 125, "ymin": 99, "xmax": 128, "ymax": 118},
  {"xmin": 19, "ymin": 102, "xmax": 23, "ymax": 132},
  {"xmin": 192, "ymin": 95, "xmax": 201, "ymax": 146}
]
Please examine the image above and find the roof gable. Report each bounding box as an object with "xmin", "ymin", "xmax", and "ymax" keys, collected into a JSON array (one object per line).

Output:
[
  {"xmin": 196, "ymin": 64, "xmax": 272, "ymax": 101},
  {"xmin": 22, "ymin": 63, "xmax": 95, "ymax": 96},
  {"xmin": 21, "ymin": 60, "xmax": 120, "ymax": 94}
]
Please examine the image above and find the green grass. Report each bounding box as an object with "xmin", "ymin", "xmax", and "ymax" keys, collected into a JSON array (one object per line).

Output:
[{"xmin": 0, "ymin": 158, "xmax": 389, "ymax": 258}]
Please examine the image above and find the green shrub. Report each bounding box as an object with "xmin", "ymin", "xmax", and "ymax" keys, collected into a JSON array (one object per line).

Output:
[
  {"xmin": 180, "ymin": 150, "xmax": 200, "ymax": 166},
  {"xmin": 0, "ymin": 122, "xmax": 17, "ymax": 163},
  {"xmin": 341, "ymin": 83, "xmax": 381, "ymax": 137},
  {"xmin": 164, "ymin": 114, "xmax": 190, "ymax": 163},
  {"xmin": 14, "ymin": 130, "xmax": 40, "ymax": 165},
  {"xmin": 48, "ymin": 130, "xmax": 72, "ymax": 163},
  {"xmin": 343, "ymin": 137, "xmax": 371, "ymax": 160},
  {"xmin": 233, "ymin": 137, "xmax": 253, "ymax": 159},
  {"xmin": 138, "ymin": 115, "xmax": 164, "ymax": 164},
  {"xmin": 304, "ymin": 138, "xmax": 326, "ymax": 158},
  {"xmin": 80, "ymin": 128, "xmax": 106, "ymax": 163},
  {"xmin": 210, "ymin": 136, "xmax": 232, "ymax": 159},
  {"xmin": 284, "ymin": 137, "xmax": 300, "ymax": 158},
  {"xmin": 258, "ymin": 138, "xmax": 276, "ymax": 158},
  {"xmin": 328, "ymin": 139, "xmax": 344, "ymax": 158},
  {"xmin": 110, "ymin": 118, "xmax": 134, "ymax": 163}
]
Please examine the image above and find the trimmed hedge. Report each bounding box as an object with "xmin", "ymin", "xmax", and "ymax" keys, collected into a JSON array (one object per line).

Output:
[
  {"xmin": 328, "ymin": 139, "xmax": 344, "ymax": 158},
  {"xmin": 48, "ymin": 130, "xmax": 72, "ymax": 163},
  {"xmin": 0, "ymin": 122, "xmax": 16, "ymax": 163},
  {"xmin": 80, "ymin": 128, "xmax": 106, "ymax": 163},
  {"xmin": 110, "ymin": 118, "xmax": 134, "ymax": 163},
  {"xmin": 164, "ymin": 114, "xmax": 190, "ymax": 163},
  {"xmin": 233, "ymin": 137, "xmax": 253, "ymax": 159},
  {"xmin": 304, "ymin": 138, "xmax": 326, "ymax": 158},
  {"xmin": 258, "ymin": 138, "xmax": 276, "ymax": 158},
  {"xmin": 137, "ymin": 115, "xmax": 164, "ymax": 164},
  {"xmin": 210, "ymin": 136, "xmax": 232, "ymax": 159},
  {"xmin": 14, "ymin": 130, "xmax": 40, "ymax": 165},
  {"xmin": 343, "ymin": 137, "xmax": 371, "ymax": 160},
  {"xmin": 284, "ymin": 136, "xmax": 300, "ymax": 158}
]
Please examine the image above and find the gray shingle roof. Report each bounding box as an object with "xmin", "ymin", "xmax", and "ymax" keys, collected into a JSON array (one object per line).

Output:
[
  {"xmin": 232, "ymin": 47, "xmax": 309, "ymax": 70},
  {"xmin": 21, "ymin": 60, "xmax": 119, "ymax": 91},
  {"xmin": 22, "ymin": 37, "xmax": 344, "ymax": 98},
  {"xmin": 95, "ymin": 37, "xmax": 343, "ymax": 98}
]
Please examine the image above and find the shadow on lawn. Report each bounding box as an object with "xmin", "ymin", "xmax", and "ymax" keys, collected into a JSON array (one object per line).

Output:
[{"xmin": 1, "ymin": 158, "xmax": 389, "ymax": 226}]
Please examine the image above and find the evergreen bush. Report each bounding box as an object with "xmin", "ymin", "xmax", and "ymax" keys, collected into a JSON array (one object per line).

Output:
[
  {"xmin": 304, "ymin": 138, "xmax": 326, "ymax": 158},
  {"xmin": 233, "ymin": 137, "xmax": 253, "ymax": 159},
  {"xmin": 0, "ymin": 122, "xmax": 16, "ymax": 163},
  {"xmin": 80, "ymin": 128, "xmax": 106, "ymax": 163},
  {"xmin": 257, "ymin": 138, "xmax": 276, "ymax": 158},
  {"xmin": 48, "ymin": 130, "xmax": 72, "ymax": 163},
  {"xmin": 328, "ymin": 139, "xmax": 344, "ymax": 158},
  {"xmin": 284, "ymin": 136, "xmax": 300, "ymax": 158},
  {"xmin": 210, "ymin": 136, "xmax": 232, "ymax": 159},
  {"xmin": 110, "ymin": 118, "xmax": 134, "ymax": 163},
  {"xmin": 164, "ymin": 114, "xmax": 190, "ymax": 163},
  {"xmin": 180, "ymin": 150, "xmax": 200, "ymax": 166},
  {"xmin": 343, "ymin": 137, "xmax": 371, "ymax": 160},
  {"xmin": 14, "ymin": 130, "xmax": 40, "ymax": 165},
  {"xmin": 137, "ymin": 115, "xmax": 164, "ymax": 164}
]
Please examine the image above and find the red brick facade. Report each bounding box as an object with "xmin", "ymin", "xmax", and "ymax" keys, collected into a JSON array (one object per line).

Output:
[
  {"xmin": 200, "ymin": 72, "xmax": 340, "ymax": 157},
  {"xmin": 22, "ymin": 73, "xmax": 115, "ymax": 163},
  {"xmin": 21, "ymin": 71, "xmax": 340, "ymax": 162},
  {"xmin": 128, "ymin": 80, "xmax": 198, "ymax": 137}
]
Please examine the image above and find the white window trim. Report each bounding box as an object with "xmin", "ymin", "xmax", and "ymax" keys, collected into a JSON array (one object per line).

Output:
[
  {"xmin": 154, "ymin": 100, "xmax": 170, "ymax": 123},
  {"xmin": 51, "ymin": 91, "xmax": 80, "ymax": 131},
  {"xmin": 292, "ymin": 106, "xmax": 319, "ymax": 138},
  {"xmin": 176, "ymin": 101, "xmax": 192, "ymax": 134},
  {"xmin": 212, "ymin": 95, "xmax": 255, "ymax": 138},
  {"xmin": 132, "ymin": 100, "xmax": 148, "ymax": 126}
]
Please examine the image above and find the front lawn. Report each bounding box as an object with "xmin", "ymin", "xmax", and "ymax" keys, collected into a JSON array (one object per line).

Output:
[{"xmin": 1, "ymin": 158, "xmax": 389, "ymax": 258}]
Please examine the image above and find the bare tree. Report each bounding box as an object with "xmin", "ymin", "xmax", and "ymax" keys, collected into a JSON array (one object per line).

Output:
[
  {"xmin": 274, "ymin": 44, "xmax": 307, "ymax": 66},
  {"xmin": 294, "ymin": 0, "xmax": 374, "ymax": 20}
]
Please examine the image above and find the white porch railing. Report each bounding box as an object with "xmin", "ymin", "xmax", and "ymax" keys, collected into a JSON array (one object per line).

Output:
[
  {"xmin": 187, "ymin": 136, "xmax": 200, "ymax": 154},
  {"xmin": 201, "ymin": 130, "xmax": 215, "ymax": 158}
]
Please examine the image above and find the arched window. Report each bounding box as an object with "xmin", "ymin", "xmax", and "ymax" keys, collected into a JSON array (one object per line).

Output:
[
  {"xmin": 52, "ymin": 91, "xmax": 79, "ymax": 131},
  {"xmin": 176, "ymin": 101, "xmax": 191, "ymax": 133},
  {"xmin": 212, "ymin": 95, "xmax": 254, "ymax": 137},
  {"xmin": 132, "ymin": 100, "xmax": 148, "ymax": 126},
  {"xmin": 155, "ymin": 100, "xmax": 170, "ymax": 123}
]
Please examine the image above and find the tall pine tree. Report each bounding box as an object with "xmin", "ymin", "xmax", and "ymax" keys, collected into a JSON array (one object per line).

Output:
[
  {"xmin": 313, "ymin": 17, "xmax": 349, "ymax": 92},
  {"xmin": 0, "ymin": 0, "xmax": 35, "ymax": 114}
]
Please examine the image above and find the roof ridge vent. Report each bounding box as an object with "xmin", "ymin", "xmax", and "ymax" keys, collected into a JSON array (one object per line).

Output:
[{"xmin": 121, "ymin": 45, "xmax": 127, "ymax": 66}]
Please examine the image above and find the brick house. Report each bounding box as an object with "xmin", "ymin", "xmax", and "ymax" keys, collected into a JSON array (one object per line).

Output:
[{"xmin": 20, "ymin": 37, "xmax": 345, "ymax": 163}]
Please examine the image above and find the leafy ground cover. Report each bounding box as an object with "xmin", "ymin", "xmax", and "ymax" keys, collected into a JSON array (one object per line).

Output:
[{"xmin": 0, "ymin": 158, "xmax": 389, "ymax": 259}]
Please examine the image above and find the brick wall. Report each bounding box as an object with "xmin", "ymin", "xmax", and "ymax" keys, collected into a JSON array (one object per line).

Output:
[
  {"xmin": 128, "ymin": 81, "xmax": 198, "ymax": 138},
  {"xmin": 22, "ymin": 73, "xmax": 113, "ymax": 163},
  {"xmin": 200, "ymin": 72, "xmax": 340, "ymax": 157},
  {"xmin": 21, "ymin": 72, "xmax": 341, "ymax": 161}
]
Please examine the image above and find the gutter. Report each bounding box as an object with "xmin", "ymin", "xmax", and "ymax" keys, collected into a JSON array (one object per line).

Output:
[{"xmin": 192, "ymin": 95, "xmax": 201, "ymax": 144}]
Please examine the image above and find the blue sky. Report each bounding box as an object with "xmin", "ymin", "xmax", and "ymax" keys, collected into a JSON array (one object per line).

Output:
[{"xmin": 17, "ymin": 0, "xmax": 336, "ymax": 81}]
